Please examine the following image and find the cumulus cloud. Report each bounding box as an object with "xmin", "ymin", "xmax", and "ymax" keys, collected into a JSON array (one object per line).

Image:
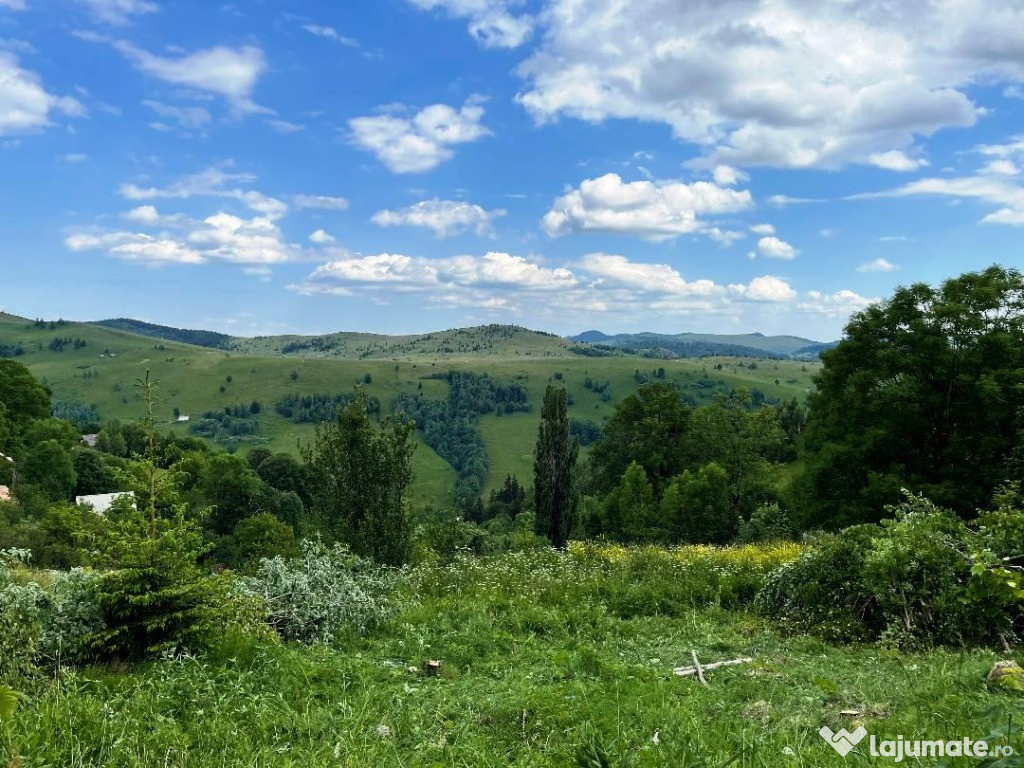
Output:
[
  {"xmin": 120, "ymin": 166, "xmax": 289, "ymax": 219},
  {"xmin": 349, "ymin": 101, "xmax": 490, "ymax": 173},
  {"xmin": 858, "ymin": 258, "xmax": 897, "ymax": 273},
  {"xmin": 750, "ymin": 223, "xmax": 775, "ymax": 235},
  {"xmin": 408, "ymin": 0, "xmax": 533, "ymax": 48},
  {"xmin": 66, "ymin": 232, "xmax": 205, "ymax": 265},
  {"xmin": 753, "ymin": 236, "xmax": 798, "ymax": 260},
  {"xmin": 294, "ymin": 248, "xmax": 834, "ymax": 325},
  {"xmin": 309, "ymin": 229, "xmax": 336, "ymax": 244},
  {"xmin": 800, "ymin": 289, "xmax": 877, "ymax": 317},
  {"xmin": 0, "ymin": 52, "xmax": 85, "ymax": 135},
  {"xmin": 733, "ymin": 275, "xmax": 797, "ymax": 303},
  {"xmin": 68, "ymin": 209, "xmax": 299, "ymax": 266},
  {"xmin": 75, "ymin": 0, "xmax": 158, "ymax": 24},
  {"xmin": 509, "ymin": 0, "xmax": 1013, "ymax": 169},
  {"xmin": 542, "ymin": 173, "xmax": 752, "ymax": 241},
  {"xmin": 372, "ymin": 198, "xmax": 506, "ymax": 237},
  {"xmin": 868, "ymin": 150, "xmax": 928, "ymax": 172},
  {"xmin": 106, "ymin": 40, "xmax": 267, "ymax": 113}
]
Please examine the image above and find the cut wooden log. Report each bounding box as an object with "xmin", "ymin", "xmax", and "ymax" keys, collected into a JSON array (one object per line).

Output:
[
  {"xmin": 674, "ymin": 656, "xmax": 753, "ymax": 677},
  {"xmin": 691, "ymin": 650, "xmax": 708, "ymax": 685}
]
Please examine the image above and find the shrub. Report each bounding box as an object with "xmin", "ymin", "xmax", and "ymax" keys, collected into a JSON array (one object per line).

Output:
[
  {"xmin": 0, "ymin": 550, "xmax": 46, "ymax": 680},
  {"xmin": 756, "ymin": 493, "xmax": 1024, "ymax": 647},
  {"xmin": 237, "ymin": 540, "xmax": 399, "ymax": 645},
  {"xmin": 737, "ymin": 502, "xmax": 795, "ymax": 543},
  {"xmin": 38, "ymin": 568, "xmax": 105, "ymax": 663}
]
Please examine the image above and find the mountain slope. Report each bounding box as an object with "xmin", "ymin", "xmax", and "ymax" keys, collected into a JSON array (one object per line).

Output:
[{"xmin": 569, "ymin": 330, "xmax": 832, "ymax": 359}]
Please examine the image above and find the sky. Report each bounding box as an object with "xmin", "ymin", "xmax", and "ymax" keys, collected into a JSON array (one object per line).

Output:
[{"xmin": 1, "ymin": 0, "xmax": 1024, "ymax": 341}]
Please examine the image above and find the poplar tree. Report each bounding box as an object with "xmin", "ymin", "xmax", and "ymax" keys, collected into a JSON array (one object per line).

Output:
[{"xmin": 533, "ymin": 386, "xmax": 578, "ymax": 548}]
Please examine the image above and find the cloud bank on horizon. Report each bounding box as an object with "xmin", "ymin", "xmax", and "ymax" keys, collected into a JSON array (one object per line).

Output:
[{"xmin": 2, "ymin": 0, "xmax": 1024, "ymax": 338}]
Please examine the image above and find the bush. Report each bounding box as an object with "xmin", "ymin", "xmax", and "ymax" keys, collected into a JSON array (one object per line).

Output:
[
  {"xmin": 0, "ymin": 550, "xmax": 46, "ymax": 680},
  {"xmin": 737, "ymin": 502, "xmax": 795, "ymax": 543},
  {"xmin": 756, "ymin": 493, "xmax": 1024, "ymax": 647},
  {"xmin": 237, "ymin": 540, "xmax": 399, "ymax": 645}
]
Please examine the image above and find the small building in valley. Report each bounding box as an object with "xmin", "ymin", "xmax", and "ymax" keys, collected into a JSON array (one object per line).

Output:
[
  {"xmin": 0, "ymin": 486, "xmax": 10, "ymax": 503},
  {"xmin": 81, "ymin": 434, "xmax": 99, "ymax": 448}
]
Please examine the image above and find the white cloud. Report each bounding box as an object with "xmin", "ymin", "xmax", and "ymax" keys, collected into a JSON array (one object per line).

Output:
[
  {"xmin": 542, "ymin": 173, "xmax": 752, "ymax": 241},
  {"xmin": 733, "ymin": 275, "xmax": 797, "ymax": 303},
  {"xmin": 66, "ymin": 232, "xmax": 205, "ymax": 265},
  {"xmin": 749, "ymin": 223, "xmax": 775, "ymax": 235},
  {"xmin": 800, "ymin": 289, "xmax": 877, "ymax": 317},
  {"xmin": 349, "ymin": 101, "xmax": 490, "ymax": 173},
  {"xmin": 187, "ymin": 213, "xmax": 296, "ymax": 264},
  {"xmin": 267, "ymin": 119, "xmax": 305, "ymax": 134},
  {"xmin": 301, "ymin": 24, "xmax": 359, "ymax": 47},
  {"xmin": 372, "ymin": 198, "xmax": 506, "ymax": 237},
  {"xmin": 754, "ymin": 236, "xmax": 798, "ymax": 260},
  {"xmin": 578, "ymin": 252, "xmax": 721, "ymax": 297},
  {"xmin": 309, "ymin": 229, "xmax": 336, "ymax": 244},
  {"xmin": 143, "ymin": 100, "xmax": 211, "ymax": 130},
  {"xmin": 712, "ymin": 165, "xmax": 747, "ymax": 186},
  {"xmin": 868, "ymin": 150, "xmax": 928, "ymax": 172},
  {"xmin": 859, "ymin": 145, "xmax": 1024, "ymax": 226},
  {"xmin": 408, "ymin": 0, "xmax": 533, "ymax": 48},
  {"xmin": 0, "ymin": 1, "xmax": 26, "ymax": 10},
  {"xmin": 511, "ymin": 0, "xmax": 1009, "ymax": 169},
  {"xmin": 60, "ymin": 153, "xmax": 88, "ymax": 163},
  {"xmin": 120, "ymin": 166, "xmax": 289, "ymax": 220},
  {"xmin": 293, "ymin": 194, "xmax": 349, "ymax": 210},
  {"xmin": 75, "ymin": 0, "xmax": 158, "ymax": 24},
  {"xmin": 109, "ymin": 40, "xmax": 266, "ymax": 113},
  {"xmin": 0, "ymin": 52, "xmax": 85, "ymax": 136},
  {"xmin": 858, "ymin": 258, "xmax": 897, "ymax": 273}
]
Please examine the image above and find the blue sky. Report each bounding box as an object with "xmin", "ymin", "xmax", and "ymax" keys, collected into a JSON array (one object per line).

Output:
[{"xmin": 2, "ymin": 0, "xmax": 1023, "ymax": 340}]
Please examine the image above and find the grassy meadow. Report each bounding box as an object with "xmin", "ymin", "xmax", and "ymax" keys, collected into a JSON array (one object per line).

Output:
[
  {"xmin": 2, "ymin": 544, "xmax": 1017, "ymax": 766},
  {"xmin": 0, "ymin": 315, "xmax": 820, "ymax": 502}
]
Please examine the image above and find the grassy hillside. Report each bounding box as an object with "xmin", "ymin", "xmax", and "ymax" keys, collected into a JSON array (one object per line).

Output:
[{"xmin": 0, "ymin": 315, "xmax": 821, "ymax": 504}]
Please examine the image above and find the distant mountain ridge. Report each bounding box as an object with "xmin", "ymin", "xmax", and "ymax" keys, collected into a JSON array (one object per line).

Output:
[{"xmin": 569, "ymin": 330, "xmax": 838, "ymax": 360}]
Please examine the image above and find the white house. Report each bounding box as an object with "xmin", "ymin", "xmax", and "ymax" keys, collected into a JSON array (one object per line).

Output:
[
  {"xmin": 0, "ymin": 486, "xmax": 10, "ymax": 503},
  {"xmin": 76, "ymin": 491, "xmax": 136, "ymax": 515}
]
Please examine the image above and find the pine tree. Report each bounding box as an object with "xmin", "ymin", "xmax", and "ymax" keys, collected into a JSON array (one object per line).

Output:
[{"xmin": 533, "ymin": 386, "xmax": 578, "ymax": 548}]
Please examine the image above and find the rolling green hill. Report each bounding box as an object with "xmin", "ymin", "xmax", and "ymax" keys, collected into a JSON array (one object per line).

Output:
[{"xmin": 0, "ymin": 314, "xmax": 821, "ymax": 505}]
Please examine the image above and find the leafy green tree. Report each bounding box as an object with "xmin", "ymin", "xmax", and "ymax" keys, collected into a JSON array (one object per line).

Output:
[
  {"xmin": 487, "ymin": 474, "xmax": 527, "ymax": 520},
  {"xmin": 23, "ymin": 417, "xmax": 79, "ymax": 449},
  {"xmin": 304, "ymin": 394, "xmax": 415, "ymax": 565},
  {"xmin": 73, "ymin": 449, "xmax": 117, "ymax": 496},
  {"xmin": 217, "ymin": 513, "xmax": 299, "ymax": 572},
  {"xmin": 589, "ymin": 382, "xmax": 691, "ymax": 495},
  {"xmin": 200, "ymin": 454, "xmax": 260, "ymax": 535},
  {"xmin": 688, "ymin": 391, "xmax": 784, "ymax": 520},
  {"xmin": 21, "ymin": 440, "xmax": 76, "ymax": 501},
  {"xmin": 797, "ymin": 266, "xmax": 1024, "ymax": 528},
  {"xmin": 246, "ymin": 447, "xmax": 272, "ymax": 472},
  {"xmin": 661, "ymin": 462, "xmax": 733, "ymax": 544},
  {"xmin": 603, "ymin": 461, "xmax": 659, "ymax": 542},
  {"xmin": 257, "ymin": 453, "xmax": 309, "ymax": 503},
  {"xmin": 533, "ymin": 387, "xmax": 578, "ymax": 548},
  {"xmin": 0, "ymin": 360, "xmax": 49, "ymax": 436}
]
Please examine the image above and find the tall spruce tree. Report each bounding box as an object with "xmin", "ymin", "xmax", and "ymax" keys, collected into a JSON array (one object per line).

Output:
[{"xmin": 534, "ymin": 386, "xmax": 578, "ymax": 548}]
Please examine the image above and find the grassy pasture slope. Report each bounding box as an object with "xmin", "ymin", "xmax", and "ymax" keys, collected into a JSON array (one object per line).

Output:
[{"xmin": 0, "ymin": 315, "xmax": 821, "ymax": 504}]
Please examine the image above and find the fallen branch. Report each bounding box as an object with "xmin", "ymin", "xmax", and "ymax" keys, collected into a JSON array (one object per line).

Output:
[
  {"xmin": 674, "ymin": 656, "xmax": 753, "ymax": 678},
  {"xmin": 690, "ymin": 650, "xmax": 708, "ymax": 685}
]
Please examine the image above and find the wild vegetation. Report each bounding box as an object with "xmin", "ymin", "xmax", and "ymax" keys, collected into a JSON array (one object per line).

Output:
[{"xmin": 0, "ymin": 267, "xmax": 1023, "ymax": 764}]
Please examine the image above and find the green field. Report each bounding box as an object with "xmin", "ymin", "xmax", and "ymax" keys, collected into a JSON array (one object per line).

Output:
[
  {"xmin": 2, "ymin": 546, "xmax": 1017, "ymax": 766},
  {"xmin": 0, "ymin": 315, "xmax": 821, "ymax": 504}
]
